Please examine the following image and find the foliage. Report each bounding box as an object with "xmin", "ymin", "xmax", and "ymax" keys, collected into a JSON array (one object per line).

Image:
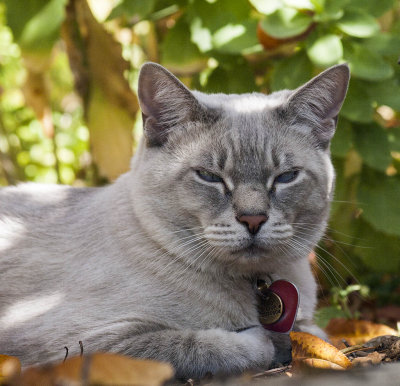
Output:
[
  {"xmin": 315, "ymin": 284, "xmax": 370, "ymax": 328},
  {"xmin": 0, "ymin": 0, "xmax": 400, "ymax": 293}
]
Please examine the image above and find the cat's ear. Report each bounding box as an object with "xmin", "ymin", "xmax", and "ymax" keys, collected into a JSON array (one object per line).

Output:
[
  {"xmin": 138, "ymin": 62, "xmax": 202, "ymax": 146},
  {"xmin": 286, "ymin": 64, "xmax": 350, "ymax": 147}
]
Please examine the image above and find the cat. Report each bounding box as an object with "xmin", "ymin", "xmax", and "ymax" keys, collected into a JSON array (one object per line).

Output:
[{"xmin": 0, "ymin": 62, "xmax": 349, "ymax": 379}]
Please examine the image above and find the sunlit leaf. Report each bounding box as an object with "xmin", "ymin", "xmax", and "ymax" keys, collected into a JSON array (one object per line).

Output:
[
  {"xmin": 161, "ymin": 18, "xmax": 207, "ymax": 74},
  {"xmin": 107, "ymin": 0, "xmax": 156, "ymax": 20},
  {"xmin": 5, "ymin": 0, "xmax": 66, "ymax": 53},
  {"xmin": 301, "ymin": 358, "xmax": 346, "ymax": 370},
  {"xmin": 0, "ymin": 355, "xmax": 21, "ymax": 383},
  {"xmin": 290, "ymin": 331, "xmax": 352, "ymax": 368},
  {"xmin": 20, "ymin": 353, "xmax": 174, "ymax": 385},
  {"xmin": 62, "ymin": 0, "xmax": 139, "ymax": 180},
  {"xmin": 337, "ymin": 9, "xmax": 380, "ymax": 38},
  {"xmin": 260, "ymin": 8, "xmax": 313, "ymax": 39},
  {"xmin": 249, "ymin": 0, "xmax": 282, "ymax": 15},
  {"xmin": 326, "ymin": 318, "xmax": 399, "ymax": 348},
  {"xmin": 307, "ymin": 34, "xmax": 343, "ymax": 68},
  {"xmin": 213, "ymin": 20, "xmax": 260, "ymax": 54},
  {"xmin": 187, "ymin": 0, "xmax": 251, "ymax": 34}
]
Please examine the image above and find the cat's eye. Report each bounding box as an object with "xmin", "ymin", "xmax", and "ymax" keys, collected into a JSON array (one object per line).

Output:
[
  {"xmin": 275, "ymin": 170, "xmax": 299, "ymax": 184},
  {"xmin": 196, "ymin": 169, "xmax": 224, "ymax": 183}
]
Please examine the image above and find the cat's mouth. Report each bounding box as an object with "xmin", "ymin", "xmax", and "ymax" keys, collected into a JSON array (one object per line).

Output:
[{"xmin": 229, "ymin": 241, "xmax": 273, "ymax": 259}]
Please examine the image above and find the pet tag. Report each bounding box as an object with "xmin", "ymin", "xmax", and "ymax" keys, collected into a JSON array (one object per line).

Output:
[{"xmin": 257, "ymin": 279, "xmax": 299, "ymax": 333}]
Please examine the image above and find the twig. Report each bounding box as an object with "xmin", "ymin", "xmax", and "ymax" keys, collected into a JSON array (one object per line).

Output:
[
  {"xmin": 252, "ymin": 365, "xmax": 291, "ymax": 378},
  {"xmin": 63, "ymin": 346, "xmax": 69, "ymax": 362}
]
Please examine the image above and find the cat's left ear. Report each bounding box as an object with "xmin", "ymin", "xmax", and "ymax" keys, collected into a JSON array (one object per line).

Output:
[
  {"xmin": 286, "ymin": 64, "xmax": 350, "ymax": 147},
  {"xmin": 138, "ymin": 62, "xmax": 204, "ymax": 146}
]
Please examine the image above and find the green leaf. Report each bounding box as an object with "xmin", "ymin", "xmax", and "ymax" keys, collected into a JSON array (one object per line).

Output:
[
  {"xmin": 358, "ymin": 169, "xmax": 400, "ymax": 236},
  {"xmin": 340, "ymin": 79, "xmax": 374, "ymax": 123},
  {"xmin": 314, "ymin": 306, "xmax": 348, "ymax": 329},
  {"xmin": 5, "ymin": 0, "xmax": 66, "ymax": 53},
  {"xmin": 353, "ymin": 219, "xmax": 400, "ymax": 272},
  {"xmin": 337, "ymin": 9, "xmax": 380, "ymax": 38},
  {"xmin": 270, "ymin": 51, "xmax": 312, "ymax": 91},
  {"xmin": 212, "ymin": 20, "xmax": 261, "ymax": 54},
  {"xmin": 107, "ymin": 0, "xmax": 156, "ymax": 20},
  {"xmin": 190, "ymin": 17, "xmax": 213, "ymax": 52},
  {"xmin": 366, "ymin": 78, "xmax": 400, "ymax": 111},
  {"xmin": 260, "ymin": 7, "xmax": 313, "ymax": 39},
  {"xmin": 248, "ymin": 0, "xmax": 282, "ymax": 15},
  {"xmin": 161, "ymin": 18, "xmax": 207, "ymax": 74},
  {"xmin": 331, "ymin": 119, "xmax": 352, "ymax": 158},
  {"xmin": 343, "ymin": 0, "xmax": 396, "ymax": 18},
  {"xmin": 362, "ymin": 33, "xmax": 400, "ymax": 56},
  {"xmin": 344, "ymin": 42, "xmax": 393, "ymax": 81},
  {"xmin": 307, "ymin": 34, "xmax": 343, "ymax": 68},
  {"xmin": 201, "ymin": 58, "xmax": 256, "ymax": 94},
  {"xmin": 388, "ymin": 128, "xmax": 400, "ymax": 152},
  {"xmin": 352, "ymin": 123, "xmax": 392, "ymax": 172},
  {"xmin": 187, "ymin": 0, "xmax": 251, "ymax": 34},
  {"xmin": 314, "ymin": 0, "xmax": 346, "ymax": 22}
]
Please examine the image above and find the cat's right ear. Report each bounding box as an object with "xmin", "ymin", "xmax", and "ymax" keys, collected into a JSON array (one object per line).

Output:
[{"xmin": 138, "ymin": 62, "xmax": 202, "ymax": 146}]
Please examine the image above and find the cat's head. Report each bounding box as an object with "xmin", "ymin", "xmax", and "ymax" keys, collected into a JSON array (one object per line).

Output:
[{"xmin": 133, "ymin": 62, "xmax": 349, "ymax": 273}]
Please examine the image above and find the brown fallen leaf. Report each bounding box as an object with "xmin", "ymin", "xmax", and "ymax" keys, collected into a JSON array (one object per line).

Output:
[
  {"xmin": 301, "ymin": 358, "xmax": 346, "ymax": 370},
  {"xmin": 18, "ymin": 352, "xmax": 174, "ymax": 386},
  {"xmin": 326, "ymin": 318, "xmax": 398, "ymax": 348},
  {"xmin": 290, "ymin": 331, "xmax": 352, "ymax": 369},
  {"xmin": 352, "ymin": 351, "xmax": 386, "ymax": 367},
  {"xmin": 0, "ymin": 354, "xmax": 21, "ymax": 383}
]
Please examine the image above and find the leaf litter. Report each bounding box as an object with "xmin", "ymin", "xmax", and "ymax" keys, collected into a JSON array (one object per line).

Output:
[{"xmin": 1, "ymin": 318, "xmax": 400, "ymax": 385}]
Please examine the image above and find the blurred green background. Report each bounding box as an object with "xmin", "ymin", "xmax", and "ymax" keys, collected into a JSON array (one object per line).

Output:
[{"xmin": 0, "ymin": 0, "xmax": 399, "ymax": 309}]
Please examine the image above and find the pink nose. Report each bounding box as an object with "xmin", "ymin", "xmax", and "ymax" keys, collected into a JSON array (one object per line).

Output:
[{"xmin": 237, "ymin": 214, "xmax": 268, "ymax": 235}]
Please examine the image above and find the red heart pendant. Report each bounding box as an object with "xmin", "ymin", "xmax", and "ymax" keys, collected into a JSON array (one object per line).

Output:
[{"xmin": 259, "ymin": 280, "xmax": 299, "ymax": 333}]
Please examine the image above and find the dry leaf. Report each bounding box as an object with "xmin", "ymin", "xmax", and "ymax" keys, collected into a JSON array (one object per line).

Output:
[
  {"xmin": 0, "ymin": 354, "xmax": 21, "ymax": 382},
  {"xmin": 290, "ymin": 331, "xmax": 352, "ymax": 369},
  {"xmin": 19, "ymin": 352, "xmax": 174, "ymax": 386},
  {"xmin": 326, "ymin": 318, "xmax": 398, "ymax": 348},
  {"xmin": 62, "ymin": 0, "xmax": 139, "ymax": 181},
  {"xmin": 352, "ymin": 351, "xmax": 385, "ymax": 367},
  {"xmin": 301, "ymin": 358, "xmax": 346, "ymax": 370}
]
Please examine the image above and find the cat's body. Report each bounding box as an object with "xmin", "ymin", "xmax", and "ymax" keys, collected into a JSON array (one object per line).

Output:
[{"xmin": 0, "ymin": 63, "xmax": 349, "ymax": 378}]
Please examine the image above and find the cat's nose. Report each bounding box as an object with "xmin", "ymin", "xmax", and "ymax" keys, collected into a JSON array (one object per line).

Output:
[{"xmin": 237, "ymin": 214, "xmax": 268, "ymax": 235}]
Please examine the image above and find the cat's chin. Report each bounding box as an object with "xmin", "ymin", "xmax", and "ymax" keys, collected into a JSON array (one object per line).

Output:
[{"xmin": 227, "ymin": 244, "xmax": 275, "ymax": 261}]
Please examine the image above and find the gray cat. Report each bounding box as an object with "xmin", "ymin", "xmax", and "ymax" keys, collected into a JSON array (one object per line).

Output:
[{"xmin": 0, "ymin": 62, "xmax": 349, "ymax": 379}]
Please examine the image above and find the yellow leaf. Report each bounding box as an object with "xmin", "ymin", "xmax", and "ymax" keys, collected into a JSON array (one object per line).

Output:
[
  {"xmin": 20, "ymin": 353, "xmax": 174, "ymax": 386},
  {"xmin": 301, "ymin": 357, "xmax": 346, "ymax": 370},
  {"xmin": 62, "ymin": 0, "xmax": 139, "ymax": 181},
  {"xmin": 290, "ymin": 331, "xmax": 352, "ymax": 369},
  {"xmin": 0, "ymin": 354, "xmax": 21, "ymax": 382},
  {"xmin": 325, "ymin": 318, "xmax": 398, "ymax": 349}
]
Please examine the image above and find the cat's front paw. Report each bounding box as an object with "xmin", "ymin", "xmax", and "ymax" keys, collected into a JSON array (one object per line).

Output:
[{"xmin": 268, "ymin": 331, "xmax": 292, "ymax": 367}]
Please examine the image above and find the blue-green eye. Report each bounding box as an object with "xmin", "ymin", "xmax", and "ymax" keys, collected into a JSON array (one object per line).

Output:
[
  {"xmin": 275, "ymin": 170, "xmax": 299, "ymax": 184},
  {"xmin": 196, "ymin": 169, "xmax": 224, "ymax": 183}
]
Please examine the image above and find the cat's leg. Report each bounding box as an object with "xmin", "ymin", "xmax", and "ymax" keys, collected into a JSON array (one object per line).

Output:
[
  {"xmin": 107, "ymin": 326, "xmax": 286, "ymax": 379},
  {"xmin": 273, "ymin": 257, "xmax": 327, "ymax": 340}
]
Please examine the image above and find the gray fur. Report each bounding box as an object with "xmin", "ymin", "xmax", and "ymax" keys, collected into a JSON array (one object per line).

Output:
[{"xmin": 0, "ymin": 63, "xmax": 349, "ymax": 378}]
